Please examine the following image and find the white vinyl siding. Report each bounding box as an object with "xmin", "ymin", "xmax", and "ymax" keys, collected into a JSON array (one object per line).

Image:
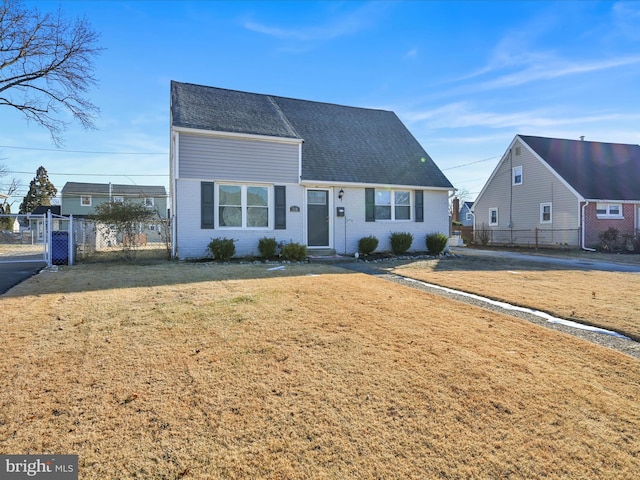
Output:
[{"xmin": 176, "ymin": 178, "xmax": 304, "ymax": 259}]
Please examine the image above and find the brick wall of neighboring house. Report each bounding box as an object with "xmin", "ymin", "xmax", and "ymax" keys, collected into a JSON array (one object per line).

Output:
[{"xmin": 583, "ymin": 202, "xmax": 636, "ymax": 248}]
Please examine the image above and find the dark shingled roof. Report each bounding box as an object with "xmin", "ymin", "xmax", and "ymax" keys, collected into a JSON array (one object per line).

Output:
[
  {"xmin": 520, "ymin": 135, "xmax": 640, "ymax": 201},
  {"xmin": 32, "ymin": 205, "xmax": 61, "ymax": 215},
  {"xmin": 171, "ymin": 81, "xmax": 453, "ymax": 189},
  {"xmin": 61, "ymin": 182, "xmax": 167, "ymax": 197}
]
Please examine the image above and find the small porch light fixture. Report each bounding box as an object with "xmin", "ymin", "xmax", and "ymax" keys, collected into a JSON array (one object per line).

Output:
[{"xmin": 338, "ymin": 188, "xmax": 344, "ymax": 200}]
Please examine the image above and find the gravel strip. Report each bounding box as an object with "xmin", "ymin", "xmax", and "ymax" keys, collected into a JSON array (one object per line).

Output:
[{"xmin": 341, "ymin": 261, "xmax": 640, "ymax": 360}]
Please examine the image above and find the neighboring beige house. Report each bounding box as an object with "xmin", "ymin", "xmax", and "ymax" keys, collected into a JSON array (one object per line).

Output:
[{"xmin": 474, "ymin": 135, "xmax": 640, "ymax": 249}]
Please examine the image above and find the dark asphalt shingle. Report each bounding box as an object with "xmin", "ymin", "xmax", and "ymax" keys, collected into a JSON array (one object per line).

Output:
[
  {"xmin": 520, "ymin": 135, "xmax": 640, "ymax": 201},
  {"xmin": 171, "ymin": 81, "xmax": 453, "ymax": 189},
  {"xmin": 61, "ymin": 182, "xmax": 167, "ymax": 197}
]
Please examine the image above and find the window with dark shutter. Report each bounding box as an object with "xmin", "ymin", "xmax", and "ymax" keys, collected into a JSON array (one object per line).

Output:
[
  {"xmin": 201, "ymin": 182, "xmax": 215, "ymax": 229},
  {"xmin": 274, "ymin": 185, "xmax": 286, "ymax": 230},
  {"xmin": 415, "ymin": 190, "xmax": 424, "ymax": 222},
  {"xmin": 365, "ymin": 188, "xmax": 375, "ymax": 222}
]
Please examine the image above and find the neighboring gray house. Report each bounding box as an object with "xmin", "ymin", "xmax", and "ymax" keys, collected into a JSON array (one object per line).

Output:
[
  {"xmin": 61, "ymin": 182, "xmax": 169, "ymax": 245},
  {"xmin": 474, "ymin": 135, "xmax": 640, "ymax": 248},
  {"xmin": 459, "ymin": 201, "xmax": 474, "ymax": 227},
  {"xmin": 170, "ymin": 81, "xmax": 454, "ymax": 259},
  {"xmin": 61, "ymin": 182, "xmax": 168, "ymax": 217}
]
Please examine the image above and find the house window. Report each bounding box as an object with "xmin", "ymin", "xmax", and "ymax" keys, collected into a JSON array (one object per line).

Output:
[
  {"xmin": 489, "ymin": 208, "xmax": 498, "ymax": 226},
  {"xmin": 375, "ymin": 190, "xmax": 411, "ymax": 221},
  {"xmin": 80, "ymin": 195, "xmax": 91, "ymax": 206},
  {"xmin": 512, "ymin": 166, "xmax": 523, "ymax": 185},
  {"xmin": 113, "ymin": 196, "xmax": 124, "ymax": 203},
  {"xmin": 218, "ymin": 184, "xmax": 269, "ymax": 228},
  {"xmin": 466, "ymin": 212, "xmax": 473, "ymax": 221},
  {"xmin": 515, "ymin": 146, "xmax": 521, "ymax": 156},
  {"xmin": 596, "ymin": 203, "xmax": 622, "ymax": 218},
  {"xmin": 143, "ymin": 197, "xmax": 154, "ymax": 208},
  {"xmin": 540, "ymin": 203, "xmax": 552, "ymax": 224}
]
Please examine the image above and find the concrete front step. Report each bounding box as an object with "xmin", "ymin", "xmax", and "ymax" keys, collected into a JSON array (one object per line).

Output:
[{"xmin": 307, "ymin": 250, "xmax": 356, "ymax": 263}]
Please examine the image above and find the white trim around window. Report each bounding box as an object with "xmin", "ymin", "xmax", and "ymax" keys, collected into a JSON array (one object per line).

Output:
[
  {"xmin": 217, "ymin": 183, "xmax": 271, "ymax": 229},
  {"xmin": 596, "ymin": 202, "xmax": 622, "ymax": 218},
  {"xmin": 374, "ymin": 189, "xmax": 411, "ymax": 221},
  {"xmin": 489, "ymin": 208, "xmax": 498, "ymax": 226},
  {"xmin": 80, "ymin": 195, "xmax": 91, "ymax": 206},
  {"xmin": 540, "ymin": 202, "xmax": 552, "ymax": 224},
  {"xmin": 512, "ymin": 165, "xmax": 523, "ymax": 185}
]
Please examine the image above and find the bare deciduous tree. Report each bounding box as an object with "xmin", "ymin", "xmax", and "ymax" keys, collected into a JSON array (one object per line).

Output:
[{"xmin": 0, "ymin": 0, "xmax": 102, "ymax": 144}]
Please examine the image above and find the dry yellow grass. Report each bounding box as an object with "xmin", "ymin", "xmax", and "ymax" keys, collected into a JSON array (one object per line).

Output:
[
  {"xmin": 388, "ymin": 254, "xmax": 640, "ymax": 340},
  {"xmin": 1, "ymin": 261, "xmax": 639, "ymax": 479}
]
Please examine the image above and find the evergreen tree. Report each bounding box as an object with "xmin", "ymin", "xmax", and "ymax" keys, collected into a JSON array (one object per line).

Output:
[{"xmin": 19, "ymin": 166, "xmax": 57, "ymax": 213}]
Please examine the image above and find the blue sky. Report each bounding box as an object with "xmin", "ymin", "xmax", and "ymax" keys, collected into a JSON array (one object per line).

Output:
[{"xmin": 2, "ymin": 0, "xmax": 639, "ymax": 207}]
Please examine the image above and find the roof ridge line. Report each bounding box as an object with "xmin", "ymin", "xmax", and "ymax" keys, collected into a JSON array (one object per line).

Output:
[{"xmin": 267, "ymin": 96, "xmax": 302, "ymax": 140}]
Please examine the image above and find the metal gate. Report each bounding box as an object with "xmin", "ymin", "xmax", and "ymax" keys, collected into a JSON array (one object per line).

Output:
[{"xmin": 0, "ymin": 212, "xmax": 75, "ymax": 265}]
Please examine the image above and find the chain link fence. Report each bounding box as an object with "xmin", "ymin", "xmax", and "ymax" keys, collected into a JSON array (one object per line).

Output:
[
  {"xmin": 0, "ymin": 214, "xmax": 48, "ymax": 262},
  {"xmin": 474, "ymin": 226, "xmax": 581, "ymax": 248},
  {"xmin": 73, "ymin": 217, "xmax": 172, "ymax": 262}
]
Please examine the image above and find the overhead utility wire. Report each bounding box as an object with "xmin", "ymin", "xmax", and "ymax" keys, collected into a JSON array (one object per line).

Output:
[
  {"xmin": 7, "ymin": 170, "xmax": 168, "ymax": 177},
  {"xmin": 441, "ymin": 155, "xmax": 500, "ymax": 171},
  {"xmin": 0, "ymin": 145, "xmax": 167, "ymax": 155}
]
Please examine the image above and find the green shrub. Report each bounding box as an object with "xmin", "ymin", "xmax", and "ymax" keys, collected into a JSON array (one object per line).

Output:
[
  {"xmin": 426, "ymin": 232, "xmax": 449, "ymax": 255},
  {"xmin": 358, "ymin": 235, "xmax": 379, "ymax": 256},
  {"xmin": 207, "ymin": 237, "xmax": 236, "ymax": 261},
  {"xmin": 390, "ymin": 232, "xmax": 413, "ymax": 255},
  {"xmin": 258, "ymin": 237, "xmax": 278, "ymax": 258},
  {"xmin": 281, "ymin": 242, "xmax": 307, "ymax": 261}
]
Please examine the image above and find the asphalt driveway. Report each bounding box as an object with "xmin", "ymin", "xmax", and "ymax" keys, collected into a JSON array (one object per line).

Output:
[
  {"xmin": 449, "ymin": 247, "xmax": 640, "ymax": 273},
  {"xmin": 0, "ymin": 261, "xmax": 47, "ymax": 295}
]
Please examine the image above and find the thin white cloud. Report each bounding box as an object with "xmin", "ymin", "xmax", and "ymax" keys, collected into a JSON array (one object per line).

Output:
[
  {"xmin": 404, "ymin": 48, "xmax": 418, "ymax": 59},
  {"xmin": 613, "ymin": 2, "xmax": 640, "ymax": 40},
  {"xmin": 479, "ymin": 56, "xmax": 640, "ymax": 90},
  {"xmin": 242, "ymin": 2, "xmax": 389, "ymax": 42},
  {"xmin": 403, "ymin": 102, "xmax": 640, "ymax": 130}
]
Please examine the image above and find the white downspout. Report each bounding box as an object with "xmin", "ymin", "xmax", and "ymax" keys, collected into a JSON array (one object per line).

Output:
[{"xmin": 581, "ymin": 201, "xmax": 596, "ymax": 252}]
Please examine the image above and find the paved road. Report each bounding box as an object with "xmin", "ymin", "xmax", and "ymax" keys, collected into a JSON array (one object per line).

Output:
[
  {"xmin": 449, "ymin": 247, "xmax": 640, "ymax": 273},
  {"xmin": 0, "ymin": 261, "xmax": 47, "ymax": 295}
]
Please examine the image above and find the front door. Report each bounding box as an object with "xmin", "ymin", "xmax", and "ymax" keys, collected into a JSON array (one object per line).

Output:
[{"xmin": 307, "ymin": 190, "xmax": 329, "ymax": 247}]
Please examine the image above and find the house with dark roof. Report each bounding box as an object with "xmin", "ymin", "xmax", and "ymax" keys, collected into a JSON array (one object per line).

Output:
[
  {"xmin": 61, "ymin": 182, "xmax": 168, "ymax": 217},
  {"xmin": 474, "ymin": 135, "xmax": 640, "ymax": 249},
  {"xmin": 170, "ymin": 81, "xmax": 454, "ymax": 259}
]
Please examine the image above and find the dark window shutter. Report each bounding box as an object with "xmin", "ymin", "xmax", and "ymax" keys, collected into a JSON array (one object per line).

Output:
[
  {"xmin": 201, "ymin": 182, "xmax": 215, "ymax": 229},
  {"xmin": 365, "ymin": 188, "xmax": 375, "ymax": 222},
  {"xmin": 415, "ymin": 190, "xmax": 424, "ymax": 222},
  {"xmin": 274, "ymin": 185, "xmax": 286, "ymax": 230}
]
